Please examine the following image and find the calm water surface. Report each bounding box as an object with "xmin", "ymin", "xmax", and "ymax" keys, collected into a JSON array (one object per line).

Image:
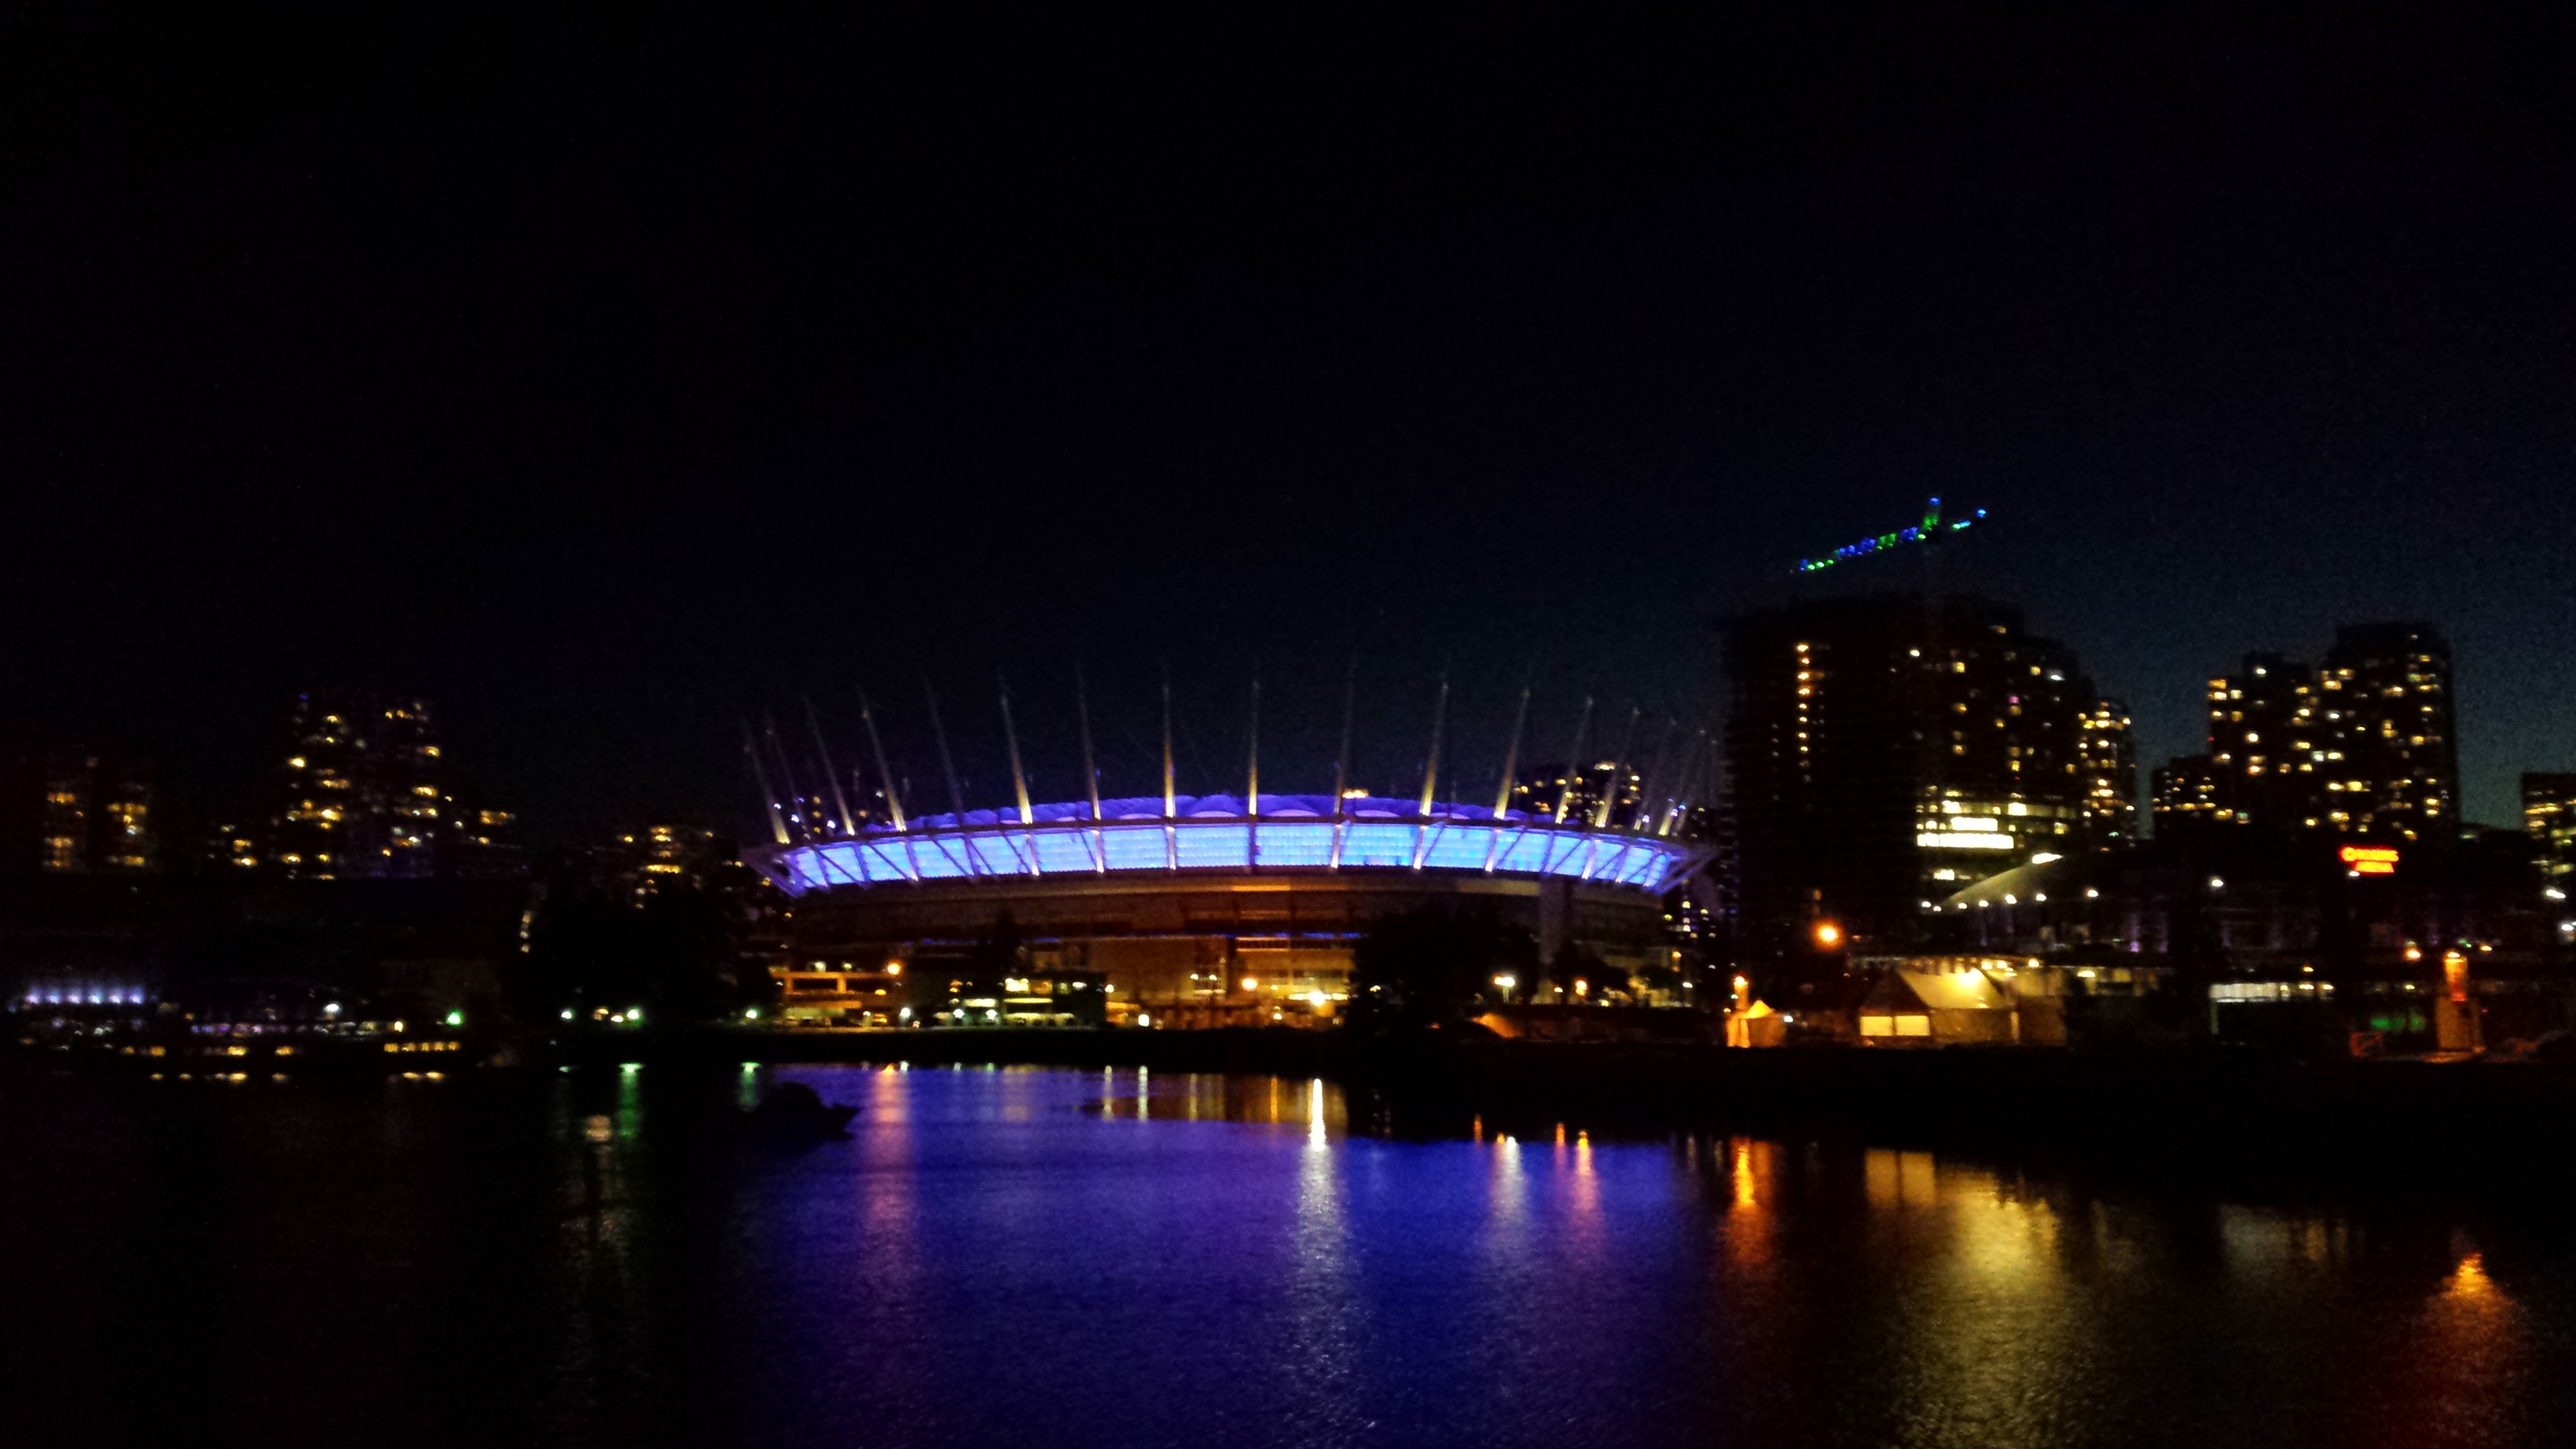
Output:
[{"xmin": 4, "ymin": 1063, "xmax": 2572, "ymax": 1448}]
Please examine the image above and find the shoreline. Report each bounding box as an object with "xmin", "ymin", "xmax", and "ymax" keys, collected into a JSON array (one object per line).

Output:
[{"xmin": 558, "ymin": 1025, "xmax": 2576, "ymax": 1179}]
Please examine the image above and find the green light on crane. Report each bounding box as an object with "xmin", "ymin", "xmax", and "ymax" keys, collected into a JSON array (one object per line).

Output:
[{"xmin": 1795, "ymin": 498, "xmax": 1986, "ymax": 574}]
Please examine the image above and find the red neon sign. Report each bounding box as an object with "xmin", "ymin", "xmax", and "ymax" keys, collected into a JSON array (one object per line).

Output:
[{"xmin": 2339, "ymin": 845, "xmax": 2399, "ymax": 876}]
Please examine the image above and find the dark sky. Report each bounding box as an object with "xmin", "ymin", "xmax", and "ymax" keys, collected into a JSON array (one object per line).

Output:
[{"xmin": 5, "ymin": 9, "xmax": 2570, "ymax": 846}]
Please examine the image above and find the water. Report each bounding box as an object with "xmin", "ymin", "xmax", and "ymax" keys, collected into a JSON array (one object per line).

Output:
[{"xmin": 5, "ymin": 1063, "xmax": 2572, "ymax": 1448}]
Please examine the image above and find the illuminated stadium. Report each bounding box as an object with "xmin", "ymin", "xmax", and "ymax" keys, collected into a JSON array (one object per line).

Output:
[{"xmin": 749, "ymin": 782, "xmax": 1714, "ymax": 1027}]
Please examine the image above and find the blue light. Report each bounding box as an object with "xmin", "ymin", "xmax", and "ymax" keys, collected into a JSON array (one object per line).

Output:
[
  {"xmin": 1255, "ymin": 822, "xmax": 1334, "ymax": 866},
  {"xmin": 1339, "ymin": 823, "xmax": 1417, "ymax": 868},
  {"xmin": 1100, "ymin": 827, "xmax": 1167, "ymax": 871},
  {"xmin": 915, "ymin": 838, "xmax": 971, "ymax": 879},
  {"xmin": 1031, "ymin": 831, "xmax": 1097, "ymax": 873},
  {"xmin": 756, "ymin": 799, "xmax": 1709, "ymax": 899},
  {"xmin": 1174, "ymin": 824, "xmax": 1251, "ymax": 869},
  {"xmin": 1420, "ymin": 828, "xmax": 1494, "ymax": 872},
  {"xmin": 1492, "ymin": 831, "xmax": 1552, "ymax": 873},
  {"xmin": 970, "ymin": 835, "xmax": 1027, "ymax": 875}
]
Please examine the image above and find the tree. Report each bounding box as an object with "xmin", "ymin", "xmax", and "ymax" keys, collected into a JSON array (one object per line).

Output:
[
  {"xmin": 965, "ymin": 909, "xmax": 1027, "ymax": 978},
  {"xmin": 521, "ymin": 851, "xmax": 771, "ymax": 1023},
  {"xmin": 1546, "ymin": 942, "xmax": 1605, "ymax": 1000},
  {"xmin": 1347, "ymin": 904, "xmax": 1538, "ymax": 1033}
]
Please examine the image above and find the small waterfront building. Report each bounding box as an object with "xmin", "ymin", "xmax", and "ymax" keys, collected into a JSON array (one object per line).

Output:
[{"xmin": 1856, "ymin": 963, "xmax": 2017, "ymax": 1046}]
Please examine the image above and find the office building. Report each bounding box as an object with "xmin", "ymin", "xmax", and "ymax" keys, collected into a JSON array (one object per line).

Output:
[{"xmin": 1720, "ymin": 593, "xmax": 2097, "ymax": 964}]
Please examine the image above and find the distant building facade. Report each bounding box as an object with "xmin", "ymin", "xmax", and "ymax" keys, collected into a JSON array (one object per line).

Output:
[
  {"xmin": 2150, "ymin": 753, "xmax": 2229, "ymax": 831},
  {"xmin": 582, "ymin": 822, "xmax": 723, "ymax": 906},
  {"xmin": 1510, "ymin": 760, "xmax": 1642, "ymax": 828},
  {"xmin": 440, "ymin": 789, "xmax": 529, "ymax": 881},
  {"xmin": 1, "ymin": 747, "xmax": 160, "ymax": 875},
  {"xmin": 2205, "ymin": 652, "xmax": 2327, "ymax": 829},
  {"xmin": 2321, "ymin": 623, "xmax": 2457, "ymax": 839},
  {"xmin": 2526, "ymin": 774, "xmax": 2576, "ymax": 884},
  {"xmin": 2153, "ymin": 622, "xmax": 2458, "ymax": 844},
  {"xmin": 270, "ymin": 690, "xmax": 444, "ymax": 879},
  {"xmin": 2076, "ymin": 698, "xmax": 2138, "ymax": 846}
]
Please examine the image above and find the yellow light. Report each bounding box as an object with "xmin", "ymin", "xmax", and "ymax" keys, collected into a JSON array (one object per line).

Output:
[
  {"xmin": 1241, "ymin": 977, "xmax": 1259, "ymax": 992},
  {"xmin": 886, "ymin": 961, "xmax": 904, "ymax": 976},
  {"xmin": 2339, "ymin": 844, "xmax": 2399, "ymax": 876},
  {"xmin": 1812, "ymin": 920, "xmax": 1843, "ymax": 949}
]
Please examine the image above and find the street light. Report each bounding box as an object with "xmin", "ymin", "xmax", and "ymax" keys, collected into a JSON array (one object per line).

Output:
[{"xmin": 1812, "ymin": 920, "xmax": 1843, "ymax": 949}]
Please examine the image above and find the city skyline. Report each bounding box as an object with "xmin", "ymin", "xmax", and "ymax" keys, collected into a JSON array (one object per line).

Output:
[{"xmin": 1, "ymin": 583, "xmax": 2562, "ymax": 858}]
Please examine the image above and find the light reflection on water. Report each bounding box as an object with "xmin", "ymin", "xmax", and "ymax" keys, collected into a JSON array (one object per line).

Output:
[{"xmin": 3, "ymin": 1064, "xmax": 2570, "ymax": 1448}]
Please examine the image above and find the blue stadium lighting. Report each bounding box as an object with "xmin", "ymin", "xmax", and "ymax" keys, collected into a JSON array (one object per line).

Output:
[
  {"xmin": 1795, "ymin": 497, "xmax": 1986, "ymax": 574},
  {"xmin": 753, "ymin": 793, "xmax": 1709, "ymax": 898}
]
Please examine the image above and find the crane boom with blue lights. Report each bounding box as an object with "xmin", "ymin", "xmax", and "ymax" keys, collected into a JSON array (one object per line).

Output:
[{"xmin": 1795, "ymin": 498, "xmax": 1986, "ymax": 574}]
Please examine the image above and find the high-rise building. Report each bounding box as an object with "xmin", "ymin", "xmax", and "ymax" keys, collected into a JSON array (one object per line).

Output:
[
  {"xmin": 441, "ymin": 790, "xmax": 529, "ymax": 881},
  {"xmin": 2076, "ymin": 698, "xmax": 2138, "ymax": 846},
  {"xmin": 39, "ymin": 751, "xmax": 90, "ymax": 873},
  {"xmin": 206, "ymin": 822, "xmax": 261, "ymax": 872},
  {"xmin": 624, "ymin": 822, "xmax": 720, "ymax": 905},
  {"xmin": 2318, "ymin": 623, "xmax": 2457, "ymax": 841},
  {"xmin": 2198, "ymin": 652, "xmax": 2330, "ymax": 829},
  {"xmin": 1721, "ymin": 593, "xmax": 2096, "ymax": 963},
  {"xmin": 93, "ymin": 768, "xmax": 157, "ymax": 871},
  {"xmin": 1508, "ymin": 760, "xmax": 1643, "ymax": 828},
  {"xmin": 270, "ymin": 690, "xmax": 443, "ymax": 879},
  {"xmin": 2149, "ymin": 753, "xmax": 2230, "ymax": 830},
  {"xmin": 23, "ymin": 749, "xmax": 159, "ymax": 874},
  {"xmin": 2167, "ymin": 623, "xmax": 2458, "ymax": 842},
  {"xmin": 2525, "ymin": 774, "xmax": 2576, "ymax": 883},
  {"xmin": 575, "ymin": 823, "xmax": 724, "ymax": 907}
]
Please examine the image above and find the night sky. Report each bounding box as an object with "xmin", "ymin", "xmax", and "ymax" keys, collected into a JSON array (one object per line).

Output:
[{"xmin": 5, "ymin": 11, "xmax": 2570, "ymax": 846}]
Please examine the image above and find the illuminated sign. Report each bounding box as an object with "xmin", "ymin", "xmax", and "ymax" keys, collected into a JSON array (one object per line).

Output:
[
  {"xmin": 1796, "ymin": 497, "xmax": 1988, "ymax": 574},
  {"xmin": 2338, "ymin": 845, "xmax": 2399, "ymax": 876}
]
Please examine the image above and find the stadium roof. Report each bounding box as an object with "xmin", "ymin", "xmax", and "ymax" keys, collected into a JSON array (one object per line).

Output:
[{"xmin": 754, "ymin": 794, "xmax": 1710, "ymax": 897}]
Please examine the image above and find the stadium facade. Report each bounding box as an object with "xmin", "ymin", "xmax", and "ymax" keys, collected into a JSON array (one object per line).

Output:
[{"xmin": 749, "ymin": 790, "xmax": 1712, "ymax": 1026}]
